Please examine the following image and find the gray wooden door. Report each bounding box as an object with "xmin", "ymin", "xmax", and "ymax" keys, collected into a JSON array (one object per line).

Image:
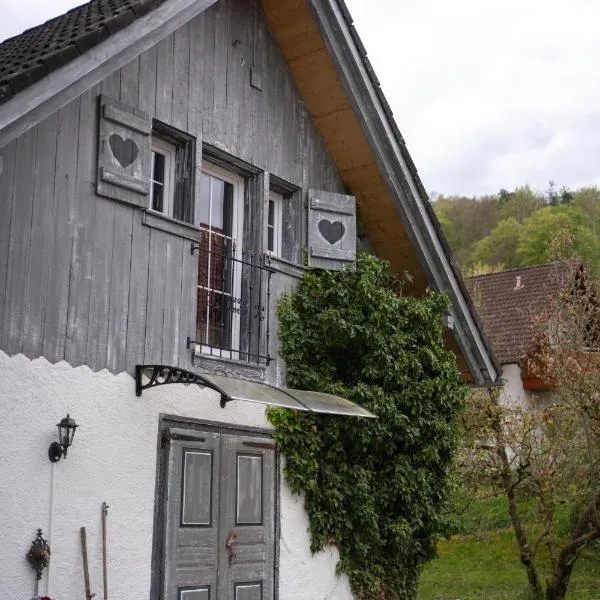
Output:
[{"xmin": 163, "ymin": 430, "xmax": 275, "ymax": 600}]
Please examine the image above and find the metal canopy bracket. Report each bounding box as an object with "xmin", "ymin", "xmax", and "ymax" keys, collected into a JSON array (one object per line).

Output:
[{"xmin": 134, "ymin": 365, "xmax": 376, "ymax": 418}]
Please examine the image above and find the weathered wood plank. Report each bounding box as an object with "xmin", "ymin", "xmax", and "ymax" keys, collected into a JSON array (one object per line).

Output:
[
  {"xmin": 120, "ymin": 56, "xmax": 140, "ymax": 107},
  {"xmin": 102, "ymin": 69, "xmax": 121, "ymax": 101},
  {"xmin": 43, "ymin": 98, "xmax": 81, "ymax": 363},
  {"xmin": 22, "ymin": 112, "xmax": 59, "ymax": 358},
  {"xmin": 201, "ymin": 6, "xmax": 216, "ymax": 143},
  {"xmin": 106, "ymin": 202, "xmax": 134, "ymax": 373},
  {"xmin": 237, "ymin": 0, "xmax": 255, "ymax": 163},
  {"xmin": 172, "ymin": 23, "xmax": 190, "ymax": 132},
  {"xmin": 144, "ymin": 229, "xmax": 167, "ymax": 364},
  {"xmin": 65, "ymin": 87, "xmax": 100, "ymax": 366},
  {"xmin": 0, "ymin": 140, "xmax": 16, "ymax": 347},
  {"xmin": 161, "ymin": 237, "xmax": 184, "ymax": 366},
  {"xmin": 225, "ymin": 0, "xmax": 245, "ymax": 157},
  {"xmin": 2, "ymin": 126, "xmax": 37, "ymax": 355},
  {"xmin": 125, "ymin": 213, "xmax": 151, "ymax": 372},
  {"xmin": 86, "ymin": 195, "xmax": 115, "ymax": 372},
  {"xmin": 155, "ymin": 33, "xmax": 175, "ymax": 124},
  {"xmin": 251, "ymin": 2, "xmax": 268, "ymax": 168},
  {"xmin": 211, "ymin": 0, "xmax": 229, "ymax": 149},
  {"xmin": 188, "ymin": 12, "xmax": 206, "ymax": 141},
  {"xmin": 138, "ymin": 45, "xmax": 157, "ymax": 117}
]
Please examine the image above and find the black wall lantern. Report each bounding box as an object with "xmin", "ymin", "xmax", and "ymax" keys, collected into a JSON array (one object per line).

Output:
[{"xmin": 48, "ymin": 414, "xmax": 78, "ymax": 463}]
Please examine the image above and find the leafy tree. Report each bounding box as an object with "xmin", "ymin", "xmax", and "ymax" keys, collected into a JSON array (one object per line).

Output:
[
  {"xmin": 516, "ymin": 205, "xmax": 599, "ymax": 268},
  {"xmin": 573, "ymin": 187, "xmax": 600, "ymax": 235},
  {"xmin": 270, "ymin": 253, "xmax": 466, "ymax": 599},
  {"xmin": 470, "ymin": 217, "xmax": 522, "ymax": 269},
  {"xmin": 460, "ymin": 266, "xmax": 600, "ymax": 600},
  {"xmin": 497, "ymin": 185, "xmax": 545, "ymax": 224},
  {"xmin": 433, "ymin": 195, "xmax": 500, "ymax": 265}
]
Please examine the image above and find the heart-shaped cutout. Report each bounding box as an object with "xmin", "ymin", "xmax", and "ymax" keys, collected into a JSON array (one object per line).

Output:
[
  {"xmin": 318, "ymin": 219, "xmax": 345, "ymax": 245},
  {"xmin": 109, "ymin": 134, "xmax": 139, "ymax": 168}
]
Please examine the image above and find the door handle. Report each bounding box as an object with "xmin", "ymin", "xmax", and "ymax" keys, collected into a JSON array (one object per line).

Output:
[{"xmin": 226, "ymin": 531, "xmax": 239, "ymax": 567}]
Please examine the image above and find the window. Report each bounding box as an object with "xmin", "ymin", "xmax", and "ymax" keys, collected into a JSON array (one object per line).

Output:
[
  {"xmin": 150, "ymin": 137, "xmax": 176, "ymax": 216},
  {"xmin": 149, "ymin": 121, "xmax": 196, "ymax": 224},
  {"xmin": 267, "ymin": 190, "xmax": 283, "ymax": 256},
  {"xmin": 196, "ymin": 162, "xmax": 244, "ymax": 358}
]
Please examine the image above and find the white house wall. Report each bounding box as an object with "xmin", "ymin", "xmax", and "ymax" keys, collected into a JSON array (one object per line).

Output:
[{"xmin": 0, "ymin": 350, "xmax": 353, "ymax": 599}]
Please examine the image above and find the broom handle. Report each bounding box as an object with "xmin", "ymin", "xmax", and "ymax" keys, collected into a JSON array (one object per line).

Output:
[
  {"xmin": 80, "ymin": 526, "xmax": 94, "ymax": 600},
  {"xmin": 102, "ymin": 503, "xmax": 108, "ymax": 600}
]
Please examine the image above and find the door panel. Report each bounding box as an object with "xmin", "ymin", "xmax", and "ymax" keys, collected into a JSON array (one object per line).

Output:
[
  {"xmin": 164, "ymin": 434, "xmax": 221, "ymax": 600},
  {"xmin": 218, "ymin": 435, "xmax": 275, "ymax": 600},
  {"xmin": 164, "ymin": 430, "xmax": 275, "ymax": 599}
]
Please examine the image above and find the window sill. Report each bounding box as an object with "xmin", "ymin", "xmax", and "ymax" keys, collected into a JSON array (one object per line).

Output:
[
  {"xmin": 268, "ymin": 255, "xmax": 307, "ymax": 279},
  {"xmin": 142, "ymin": 210, "xmax": 202, "ymax": 241},
  {"xmin": 192, "ymin": 351, "xmax": 267, "ymax": 384}
]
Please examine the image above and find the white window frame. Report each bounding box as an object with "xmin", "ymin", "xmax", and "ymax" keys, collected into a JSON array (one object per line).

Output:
[
  {"xmin": 267, "ymin": 190, "xmax": 283, "ymax": 257},
  {"xmin": 196, "ymin": 161, "xmax": 245, "ymax": 360},
  {"xmin": 149, "ymin": 136, "xmax": 176, "ymax": 217}
]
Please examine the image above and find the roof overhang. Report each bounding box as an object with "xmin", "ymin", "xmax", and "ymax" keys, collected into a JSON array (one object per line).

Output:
[
  {"xmin": 260, "ymin": 0, "xmax": 500, "ymax": 386},
  {"xmin": 135, "ymin": 365, "xmax": 376, "ymax": 418}
]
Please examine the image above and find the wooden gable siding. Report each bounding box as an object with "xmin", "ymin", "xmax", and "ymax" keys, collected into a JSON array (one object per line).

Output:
[
  {"xmin": 260, "ymin": 0, "xmax": 426, "ymax": 294},
  {"xmin": 0, "ymin": 0, "xmax": 343, "ymax": 375}
]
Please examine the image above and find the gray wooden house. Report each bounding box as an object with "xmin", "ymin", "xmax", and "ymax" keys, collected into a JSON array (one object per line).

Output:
[{"xmin": 0, "ymin": 1, "xmax": 499, "ymax": 598}]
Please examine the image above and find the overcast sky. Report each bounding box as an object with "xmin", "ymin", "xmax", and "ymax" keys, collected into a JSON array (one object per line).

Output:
[{"xmin": 3, "ymin": 0, "xmax": 600, "ymax": 197}]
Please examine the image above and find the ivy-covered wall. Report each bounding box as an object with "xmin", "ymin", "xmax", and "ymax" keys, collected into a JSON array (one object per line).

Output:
[{"xmin": 269, "ymin": 253, "xmax": 467, "ymax": 599}]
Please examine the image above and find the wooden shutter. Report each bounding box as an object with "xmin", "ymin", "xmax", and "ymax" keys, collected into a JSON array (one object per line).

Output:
[
  {"xmin": 308, "ymin": 189, "xmax": 356, "ymax": 270},
  {"xmin": 96, "ymin": 94, "xmax": 151, "ymax": 206}
]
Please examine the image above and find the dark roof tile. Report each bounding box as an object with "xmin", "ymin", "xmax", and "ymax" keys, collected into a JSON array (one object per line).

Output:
[{"xmin": 0, "ymin": 0, "xmax": 169, "ymax": 105}]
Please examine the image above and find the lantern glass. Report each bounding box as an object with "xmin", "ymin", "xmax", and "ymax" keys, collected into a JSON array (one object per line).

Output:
[{"xmin": 57, "ymin": 414, "xmax": 78, "ymax": 449}]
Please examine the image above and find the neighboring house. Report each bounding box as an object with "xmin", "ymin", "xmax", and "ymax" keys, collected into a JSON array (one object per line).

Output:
[
  {"xmin": 467, "ymin": 263, "xmax": 580, "ymax": 406},
  {"xmin": 0, "ymin": 1, "xmax": 499, "ymax": 599}
]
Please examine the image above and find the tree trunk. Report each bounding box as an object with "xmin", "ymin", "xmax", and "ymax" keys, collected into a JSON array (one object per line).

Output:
[
  {"xmin": 497, "ymin": 445, "xmax": 543, "ymax": 597},
  {"xmin": 546, "ymin": 563, "xmax": 574, "ymax": 600}
]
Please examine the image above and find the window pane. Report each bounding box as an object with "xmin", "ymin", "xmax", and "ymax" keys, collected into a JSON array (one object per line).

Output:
[
  {"xmin": 268, "ymin": 199, "xmax": 275, "ymax": 227},
  {"xmin": 198, "ymin": 173, "xmax": 211, "ymax": 226},
  {"xmin": 267, "ymin": 226, "xmax": 274, "ymax": 253},
  {"xmin": 152, "ymin": 182, "xmax": 164, "ymax": 212},
  {"xmin": 153, "ymin": 151, "xmax": 165, "ymax": 184},
  {"xmin": 210, "ymin": 177, "xmax": 224, "ymax": 230}
]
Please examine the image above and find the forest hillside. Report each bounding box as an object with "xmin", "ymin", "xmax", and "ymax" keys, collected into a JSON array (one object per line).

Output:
[{"xmin": 432, "ymin": 183, "xmax": 600, "ymax": 275}]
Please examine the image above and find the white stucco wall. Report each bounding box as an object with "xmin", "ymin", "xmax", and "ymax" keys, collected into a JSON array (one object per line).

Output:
[
  {"xmin": 499, "ymin": 363, "xmax": 554, "ymax": 408},
  {"xmin": 0, "ymin": 350, "xmax": 352, "ymax": 599},
  {"xmin": 499, "ymin": 363, "xmax": 531, "ymax": 407}
]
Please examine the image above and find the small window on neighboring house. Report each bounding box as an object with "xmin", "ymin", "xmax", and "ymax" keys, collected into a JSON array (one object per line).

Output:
[
  {"xmin": 149, "ymin": 121, "xmax": 196, "ymax": 224},
  {"xmin": 267, "ymin": 190, "xmax": 283, "ymax": 256},
  {"xmin": 150, "ymin": 137, "xmax": 176, "ymax": 216}
]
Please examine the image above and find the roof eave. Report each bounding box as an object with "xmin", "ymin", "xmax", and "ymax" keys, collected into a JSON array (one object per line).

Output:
[
  {"xmin": 0, "ymin": 0, "xmax": 217, "ymax": 151},
  {"xmin": 308, "ymin": 0, "xmax": 501, "ymax": 386}
]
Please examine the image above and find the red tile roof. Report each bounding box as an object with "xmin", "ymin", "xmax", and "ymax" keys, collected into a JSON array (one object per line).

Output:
[{"xmin": 466, "ymin": 263, "xmax": 579, "ymax": 365}]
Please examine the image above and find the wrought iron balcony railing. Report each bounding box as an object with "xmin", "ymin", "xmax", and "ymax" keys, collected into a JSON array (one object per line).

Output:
[{"xmin": 192, "ymin": 229, "xmax": 272, "ymax": 365}]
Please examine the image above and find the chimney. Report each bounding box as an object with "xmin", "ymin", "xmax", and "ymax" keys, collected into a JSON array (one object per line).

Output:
[{"xmin": 514, "ymin": 276, "xmax": 524, "ymax": 290}]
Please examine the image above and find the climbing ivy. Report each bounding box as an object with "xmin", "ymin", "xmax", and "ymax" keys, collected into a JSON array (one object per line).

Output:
[{"xmin": 268, "ymin": 253, "xmax": 466, "ymax": 599}]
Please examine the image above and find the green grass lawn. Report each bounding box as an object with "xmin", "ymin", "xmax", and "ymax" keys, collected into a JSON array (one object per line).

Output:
[{"xmin": 418, "ymin": 494, "xmax": 600, "ymax": 600}]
